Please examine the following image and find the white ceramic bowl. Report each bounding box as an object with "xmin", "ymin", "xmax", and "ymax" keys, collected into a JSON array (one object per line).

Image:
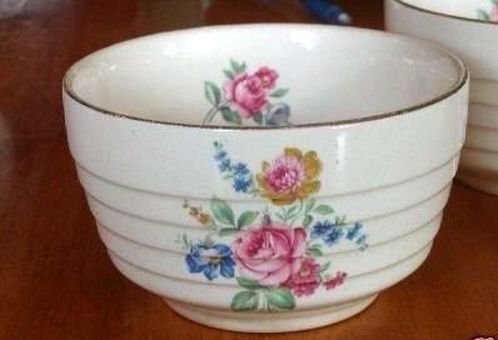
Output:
[
  {"xmin": 385, "ymin": 0, "xmax": 498, "ymax": 195},
  {"xmin": 63, "ymin": 24, "xmax": 468, "ymax": 333}
]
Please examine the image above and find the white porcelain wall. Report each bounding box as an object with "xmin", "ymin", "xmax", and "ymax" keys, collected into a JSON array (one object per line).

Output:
[{"xmin": 64, "ymin": 73, "xmax": 468, "ymax": 331}]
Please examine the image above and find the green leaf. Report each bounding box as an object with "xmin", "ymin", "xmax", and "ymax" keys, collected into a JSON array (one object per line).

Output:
[
  {"xmin": 304, "ymin": 198, "xmax": 316, "ymax": 214},
  {"xmin": 230, "ymin": 59, "xmax": 239, "ymax": 73},
  {"xmin": 275, "ymin": 212, "xmax": 286, "ymax": 221},
  {"xmin": 231, "ymin": 291, "xmax": 259, "ymax": 311},
  {"xmin": 210, "ymin": 198, "xmax": 235, "ymax": 226},
  {"xmin": 204, "ymin": 81, "xmax": 221, "ymax": 106},
  {"xmin": 253, "ymin": 112, "xmax": 263, "ymax": 124},
  {"xmin": 220, "ymin": 107, "xmax": 242, "ymax": 125},
  {"xmin": 237, "ymin": 211, "xmax": 259, "ymax": 229},
  {"xmin": 287, "ymin": 205, "xmax": 298, "ymax": 215},
  {"xmin": 236, "ymin": 277, "xmax": 265, "ymax": 290},
  {"xmin": 230, "ymin": 59, "xmax": 247, "ymax": 74},
  {"xmin": 313, "ymin": 204, "xmax": 334, "ymax": 215},
  {"xmin": 267, "ymin": 288, "xmax": 295, "ymax": 310},
  {"xmin": 303, "ymin": 214, "xmax": 313, "ymax": 228},
  {"xmin": 270, "ymin": 88, "xmax": 289, "ymax": 98},
  {"xmin": 223, "ymin": 69, "xmax": 234, "ymax": 79},
  {"xmin": 308, "ymin": 244, "xmax": 324, "ymax": 257},
  {"xmin": 219, "ymin": 228, "xmax": 239, "ymax": 237},
  {"xmin": 320, "ymin": 261, "xmax": 331, "ymax": 273},
  {"xmin": 181, "ymin": 234, "xmax": 191, "ymax": 249}
]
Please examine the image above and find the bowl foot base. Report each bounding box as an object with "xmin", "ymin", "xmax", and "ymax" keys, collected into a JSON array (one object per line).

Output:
[
  {"xmin": 457, "ymin": 171, "xmax": 498, "ymax": 196},
  {"xmin": 164, "ymin": 294, "xmax": 377, "ymax": 333}
]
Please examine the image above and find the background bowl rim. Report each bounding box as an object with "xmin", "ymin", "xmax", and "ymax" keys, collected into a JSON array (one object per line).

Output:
[{"xmin": 391, "ymin": 0, "xmax": 498, "ymax": 26}]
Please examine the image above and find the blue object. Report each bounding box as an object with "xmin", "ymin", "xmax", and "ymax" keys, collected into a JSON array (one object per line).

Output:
[
  {"xmin": 311, "ymin": 220, "xmax": 345, "ymax": 246},
  {"xmin": 304, "ymin": 0, "xmax": 352, "ymax": 25},
  {"xmin": 186, "ymin": 243, "xmax": 235, "ymax": 280}
]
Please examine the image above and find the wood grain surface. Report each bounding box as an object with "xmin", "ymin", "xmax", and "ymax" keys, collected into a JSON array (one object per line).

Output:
[{"xmin": 0, "ymin": 1, "xmax": 497, "ymax": 339}]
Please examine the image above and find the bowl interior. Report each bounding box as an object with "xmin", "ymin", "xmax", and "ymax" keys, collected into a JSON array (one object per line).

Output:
[
  {"xmin": 65, "ymin": 25, "xmax": 464, "ymax": 127},
  {"xmin": 396, "ymin": 0, "xmax": 498, "ymax": 22}
]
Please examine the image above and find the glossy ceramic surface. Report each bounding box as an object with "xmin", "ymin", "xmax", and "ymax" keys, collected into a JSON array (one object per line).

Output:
[
  {"xmin": 63, "ymin": 24, "xmax": 469, "ymax": 332},
  {"xmin": 385, "ymin": 0, "xmax": 498, "ymax": 195}
]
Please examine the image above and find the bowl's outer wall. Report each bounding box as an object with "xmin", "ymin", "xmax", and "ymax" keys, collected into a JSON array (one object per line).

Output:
[
  {"xmin": 63, "ymin": 69, "xmax": 468, "ymax": 312},
  {"xmin": 385, "ymin": 0, "xmax": 498, "ymax": 195}
]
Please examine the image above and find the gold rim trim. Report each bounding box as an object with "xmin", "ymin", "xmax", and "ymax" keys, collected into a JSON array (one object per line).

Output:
[
  {"xmin": 63, "ymin": 25, "xmax": 469, "ymax": 131},
  {"xmin": 393, "ymin": 0, "xmax": 498, "ymax": 26}
]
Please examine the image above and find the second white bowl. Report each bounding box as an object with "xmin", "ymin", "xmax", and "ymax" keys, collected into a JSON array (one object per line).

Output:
[{"xmin": 385, "ymin": 0, "xmax": 498, "ymax": 195}]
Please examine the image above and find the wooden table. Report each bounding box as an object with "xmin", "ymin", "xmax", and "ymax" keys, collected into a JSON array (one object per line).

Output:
[{"xmin": 1, "ymin": 1, "xmax": 497, "ymax": 339}]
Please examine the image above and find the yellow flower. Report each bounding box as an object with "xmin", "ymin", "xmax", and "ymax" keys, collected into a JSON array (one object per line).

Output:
[
  {"xmin": 256, "ymin": 148, "xmax": 322, "ymax": 205},
  {"xmin": 184, "ymin": 202, "xmax": 212, "ymax": 227},
  {"xmin": 198, "ymin": 213, "xmax": 212, "ymax": 226}
]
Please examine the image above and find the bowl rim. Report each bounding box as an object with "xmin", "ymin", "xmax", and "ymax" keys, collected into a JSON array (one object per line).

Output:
[
  {"xmin": 63, "ymin": 23, "xmax": 469, "ymax": 131},
  {"xmin": 392, "ymin": 0, "xmax": 498, "ymax": 26}
]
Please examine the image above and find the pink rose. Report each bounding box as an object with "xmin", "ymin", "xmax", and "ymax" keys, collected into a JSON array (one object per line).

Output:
[
  {"xmin": 492, "ymin": 5, "xmax": 498, "ymax": 21},
  {"xmin": 255, "ymin": 66, "xmax": 279, "ymax": 89},
  {"xmin": 284, "ymin": 257, "xmax": 321, "ymax": 297},
  {"xmin": 233, "ymin": 223, "xmax": 307, "ymax": 286},
  {"xmin": 224, "ymin": 73, "xmax": 268, "ymax": 118},
  {"xmin": 264, "ymin": 155, "xmax": 306, "ymax": 194}
]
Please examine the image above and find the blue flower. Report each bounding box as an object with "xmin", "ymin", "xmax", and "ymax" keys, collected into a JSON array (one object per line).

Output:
[
  {"xmin": 186, "ymin": 243, "xmax": 235, "ymax": 280},
  {"xmin": 218, "ymin": 158, "xmax": 231, "ymax": 172},
  {"xmin": 232, "ymin": 162, "xmax": 250, "ymax": 176},
  {"xmin": 214, "ymin": 144, "xmax": 231, "ymax": 172},
  {"xmin": 311, "ymin": 221, "xmax": 333, "ymax": 239},
  {"xmin": 356, "ymin": 235, "xmax": 368, "ymax": 250},
  {"xmin": 311, "ymin": 221, "xmax": 345, "ymax": 247},
  {"xmin": 324, "ymin": 227, "xmax": 344, "ymax": 246},
  {"xmin": 346, "ymin": 222, "xmax": 363, "ymax": 241},
  {"xmin": 226, "ymin": 162, "xmax": 253, "ymax": 193},
  {"xmin": 265, "ymin": 103, "xmax": 291, "ymax": 126},
  {"xmin": 214, "ymin": 150, "xmax": 227, "ymax": 161},
  {"xmin": 233, "ymin": 177, "xmax": 252, "ymax": 193},
  {"xmin": 212, "ymin": 142, "xmax": 255, "ymax": 195}
]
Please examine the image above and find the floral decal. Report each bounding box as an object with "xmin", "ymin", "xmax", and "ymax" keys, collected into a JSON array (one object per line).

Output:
[
  {"xmin": 186, "ymin": 242, "xmax": 235, "ymax": 280},
  {"xmin": 257, "ymin": 148, "xmax": 321, "ymax": 206},
  {"xmin": 177, "ymin": 142, "xmax": 369, "ymax": 312},
  {"xmin": 477, "ymin": 0, "xmax": 498, "ymax": 21},
  {"xmin": 202, "ymin": 60, "xmax": 291, "ymax": 126}
]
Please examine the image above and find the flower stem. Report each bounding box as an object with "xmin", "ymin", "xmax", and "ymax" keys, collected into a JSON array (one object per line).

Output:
[
  {"xmin": 202, "ymin": 106, "xmax": 219, "ymax": 124},
  {"xmin": 202, "ymin": 100, "xmax": 229, "ymax": 125},
  {"xmin": 290, "ymin": 199, "xmax": 304, "ymax": 227}
]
